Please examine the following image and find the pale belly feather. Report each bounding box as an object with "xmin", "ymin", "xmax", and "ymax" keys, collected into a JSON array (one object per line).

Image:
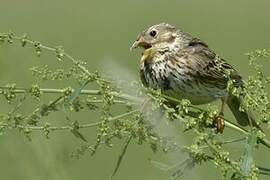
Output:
[{"xmin": 141, "ymin": 60, "xmax": 227, "ymax": 105}]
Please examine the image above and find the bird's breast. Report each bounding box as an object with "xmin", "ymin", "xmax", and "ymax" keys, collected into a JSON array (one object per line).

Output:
[
  {"xmin": 140, "ymin": 56, "xmax": 227, "ymax": 104},
  {"xmin": 140, "ymin": 57, "xmax": 188, "ymax": 91}
]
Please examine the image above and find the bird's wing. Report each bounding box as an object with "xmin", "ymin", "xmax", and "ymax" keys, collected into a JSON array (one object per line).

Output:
[
  {"xmin": 174, "ymin": 37, "xmax": 258, "ymax": 127},
  {"xmin": 180, "ymin": 38, "xmax": 243, "ymax": 89}
]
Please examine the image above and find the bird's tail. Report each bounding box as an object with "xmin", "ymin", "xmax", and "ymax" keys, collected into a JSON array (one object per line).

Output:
[{"xmin": 227, "ymin": 94, "xmax": 260, "ymax": 128}]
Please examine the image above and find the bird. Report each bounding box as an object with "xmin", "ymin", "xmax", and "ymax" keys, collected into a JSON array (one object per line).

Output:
[{"xmin": 130, "ymin": 22, "xmax": 258, "ymax": 133}]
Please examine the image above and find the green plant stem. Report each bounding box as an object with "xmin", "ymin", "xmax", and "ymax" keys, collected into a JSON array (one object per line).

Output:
[
  {"xmin": 158, "ymin": 92, "xmax": 270, "ymax": 148},
  {"xmin": 0, "ymin": 109, "xmax": 139, "ymax": 131},
  {"xmin": 0, "ymin": 86, "xmax": 142, "ymax": 103},
  {"xmin": 10, "ymin": 34, "xmax": 110, "ymax": 84},
  {"xmin": 2, "ymin": 85, "xmax": 270, "ymax": 147}
]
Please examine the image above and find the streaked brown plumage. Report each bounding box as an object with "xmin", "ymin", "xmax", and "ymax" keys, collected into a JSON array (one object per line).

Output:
[{"xmin": 131, "ymin": 23, "xmax": 258, "ymax": 132}]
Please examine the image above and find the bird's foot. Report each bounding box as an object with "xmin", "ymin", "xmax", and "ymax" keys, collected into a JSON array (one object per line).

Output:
[{"xmin": 213, "ymin": 113, "xmax": 225, "ymax": 134}]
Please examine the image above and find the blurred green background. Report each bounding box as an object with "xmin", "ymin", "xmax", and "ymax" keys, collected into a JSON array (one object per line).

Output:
[{"xmin": 0, "ymin": 0, "xmax": 270, "ymax": 179}]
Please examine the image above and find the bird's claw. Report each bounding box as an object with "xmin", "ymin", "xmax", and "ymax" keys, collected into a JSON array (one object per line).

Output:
[{"xmin": 213, "ymin": 114, "xmax": 225, "ymax": 134}]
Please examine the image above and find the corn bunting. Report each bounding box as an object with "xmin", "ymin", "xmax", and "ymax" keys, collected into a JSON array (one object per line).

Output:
[{"xmin": 131, "ymin": 23, "xmax": 258, "ymax": 133}]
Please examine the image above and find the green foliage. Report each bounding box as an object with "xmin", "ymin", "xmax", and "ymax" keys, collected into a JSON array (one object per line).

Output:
[{"xmin": 1, "ymin": 32, "xmax": 270, "ymax": 180}]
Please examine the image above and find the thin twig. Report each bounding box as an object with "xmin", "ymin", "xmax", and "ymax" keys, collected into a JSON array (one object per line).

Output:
[
  {"xmin": 11, "ymin": 35, "xmax": 110, "ymax": 83},
  {"xmin": 0, "ymin": 86, "xmax": 142, "ymax": 103},
  {"xmin": 0, "ymin": 109, "xmax": 139, "ymax": 131}
]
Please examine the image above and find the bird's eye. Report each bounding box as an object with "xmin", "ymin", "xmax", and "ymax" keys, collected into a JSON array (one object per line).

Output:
[{"xmin": 149, "ymin": 30, "xmax": 157, "ymax": 37}]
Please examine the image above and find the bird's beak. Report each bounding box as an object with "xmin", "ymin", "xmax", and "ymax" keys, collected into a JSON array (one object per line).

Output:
[
  {"xmin": 130, "ymin": 39, "xmax": 140, "ymax": 51},
  {"xmin": 130, "ymin": 36, "xmax": 151, "ymax": 51},
  {"xmin": 130, "ymin": 36, "xmax": 153, "ymax": 64}
]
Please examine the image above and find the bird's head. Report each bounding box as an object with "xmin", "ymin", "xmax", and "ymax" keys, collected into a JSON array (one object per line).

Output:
[
  {"xmin": 130, "ymin": 23, "xmax": 177, "ymax": 51},
  {"xmin": 130, "ymin": 23, "xmax": 181, "ymax": 63}
]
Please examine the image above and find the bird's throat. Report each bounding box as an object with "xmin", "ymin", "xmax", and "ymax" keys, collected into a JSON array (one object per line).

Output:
[{"xmin": 140, "ymin": 47, "xmax": 153, "ymax": 64}]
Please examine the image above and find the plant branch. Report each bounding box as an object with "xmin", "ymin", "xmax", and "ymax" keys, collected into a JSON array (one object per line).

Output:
[
  {"xmin": 0, "ymin": 86, "xmax": 142, "ymax": 103},
  {"xmin": 0, "ymin": 109, "xmax": 139, "ymax": 131}
]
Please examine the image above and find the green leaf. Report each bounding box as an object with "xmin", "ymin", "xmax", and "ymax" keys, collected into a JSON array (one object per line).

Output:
[
  {"xmin": 70, "ymin": 128, "xmax": 87, "ymax": 142},
  {"xmin": 149, "ymin": 160, "xmax": 172, "ymax": 171},
  {"xmin": 111, "ymin": 135, "xmax": 132, "ymax": 177},
  {"xmin": 63, "ymin": 79, "xmax": 90, "ymax": 113},
  {"xmin": 70, "ymin": 121, "xmax": 87, "ymax": 142},
  {"xmin": 240, "ymin": 130, "xmax": 257, "ymax": 176}
]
